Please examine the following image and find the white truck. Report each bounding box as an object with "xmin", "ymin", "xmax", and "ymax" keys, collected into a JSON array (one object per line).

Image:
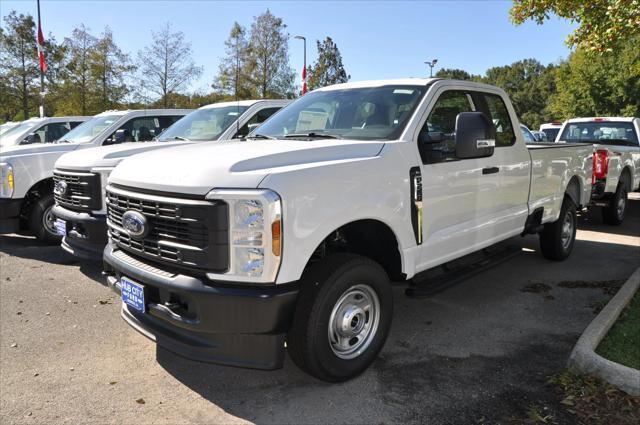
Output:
[
  {"xmin": 540, "ymin": 121, "xmax": 563, "ymax": 142},
  {"xmin": 101, "ymin": 79, "xmax": 593, "ymax": 382},
  {"xmin": 556, "ymin": 117, "xmax": 640, "ymax": 224},
  {"xmin": 0, "ymin": 110, "xmax": 189, "ymax": 242},
  {"xmin": 52, "ymin": 100, "xmax": 289, "ymax": 260}
]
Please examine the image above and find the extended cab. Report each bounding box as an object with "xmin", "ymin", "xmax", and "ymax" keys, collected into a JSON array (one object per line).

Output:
[
  {"xmin": 0, "ymin": 110, "xmax": 189, "ymax": 243},
  {"xmin": 556, "ymin": 117, "xmax": 640, "ymax": 224},
  {"xmin": 102, "ymin": 79, "xmax": 593, "ymax": 382},
  {"xmin": 52, "ymin": 100, "xmax": 289, "ymax": 260}
]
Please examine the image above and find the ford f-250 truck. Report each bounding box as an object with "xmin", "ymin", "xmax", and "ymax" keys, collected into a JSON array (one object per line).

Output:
[
  {"xmin": 102, "ymin": 79, "xmax": 593, "ymax": 382},
  {"xmin": 0, "ymin": 109, "xmax": 189, "ymax": 243},
  {"xmin": 556, "ymin": 117, "xmax": 640, "ymax": 224},
  {"xmin": 52, "ymin": 100, "xmax": 289, "ymax": 260}
]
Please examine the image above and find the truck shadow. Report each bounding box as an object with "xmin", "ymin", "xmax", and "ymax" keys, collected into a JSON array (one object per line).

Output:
[
  {"xmin": 0, "ymin": 234, "xmax": 104, "ymax": 282},
  {"xmin": 577, "ymin": 193, "xmax": 640, "ymax": 238}
]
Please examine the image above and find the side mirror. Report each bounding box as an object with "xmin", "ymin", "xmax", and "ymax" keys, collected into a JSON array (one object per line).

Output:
[
  {"xmin": 20, "ymin": 133, "xmax": 37, "ymax": 145},
  {"xmin": 455, "ymin": 112, "xmax": 495, "ymax": 159},
  {"xmin": 247, "ymin": 123, "xmax": 261, "ymax": 134},
  {"xmin": 105, "ymin": 129, "xmax": 127, "ymax": 145}
]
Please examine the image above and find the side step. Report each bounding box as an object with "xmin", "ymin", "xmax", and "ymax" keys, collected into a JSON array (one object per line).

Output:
[{"xmin": 405, "ymin": 244, "xmax": 523, "ymax": 298}]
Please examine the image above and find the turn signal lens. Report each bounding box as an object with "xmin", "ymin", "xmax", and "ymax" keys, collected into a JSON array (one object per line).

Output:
[{"xmin": 272, "ymin": 219, "xmax": 281, "ymax": 257}]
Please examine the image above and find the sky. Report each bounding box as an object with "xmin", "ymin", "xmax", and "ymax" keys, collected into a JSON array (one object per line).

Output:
[{"xmin": 1, "ymin": 0, "xmax": 576, "ymax": 93}]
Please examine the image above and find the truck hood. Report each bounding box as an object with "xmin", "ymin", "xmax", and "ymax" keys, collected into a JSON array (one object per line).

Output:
[
  {"xmin": 0, "ymin": 142, "xmax": 79, "ymax": 160},
  {"xmin": 55, "ymin": 141, "xmax": 193, "ymax": 171},
  {"xmin": 109, "ymin": 139, "xmax": 385, "ymax": 196}
]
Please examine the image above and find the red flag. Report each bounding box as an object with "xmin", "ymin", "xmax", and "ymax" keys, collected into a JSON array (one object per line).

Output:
[
  {"xmin": 301, "ymin": 67, "xmax": 307, "ymax": 95},
  {"xmin": 37, "ymin": 2, "xmax": 46, "ymax": 74}
]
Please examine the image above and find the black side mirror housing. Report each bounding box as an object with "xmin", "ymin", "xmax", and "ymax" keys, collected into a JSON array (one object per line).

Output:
[
  {"xmin": 455, "ymin": 112, "xmax": 495, "ymax": 159},
  {"xmin": 105, "ymin": 129, "xmax": 127, "ymax": 145},
  {"xmin": 20, "ymin": 133, "xmax": 37, "ymax": 145}
]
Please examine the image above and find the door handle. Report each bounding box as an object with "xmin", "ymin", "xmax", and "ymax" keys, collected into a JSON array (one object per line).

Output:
[{"xmin": 482, "ymin": 167, "xmax": 500, "ymax": 175}]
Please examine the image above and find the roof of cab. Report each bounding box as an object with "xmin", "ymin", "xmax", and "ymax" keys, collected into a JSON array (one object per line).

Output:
[
  {"xmin": 198, "ymin": 99, "xmax": 289, "ymax": 110},
  {"xmin": 94, "ymin": 109, "xmax": 191, "ymax": 117},
  {"xmin": 565, "ymin": 117, "xmax": 637, "ymax": 123}
]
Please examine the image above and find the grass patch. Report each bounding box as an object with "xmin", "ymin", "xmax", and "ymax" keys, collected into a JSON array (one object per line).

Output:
[{"xmin": 596, "ymin": 291, "xmax": 640, "ymax": 370}]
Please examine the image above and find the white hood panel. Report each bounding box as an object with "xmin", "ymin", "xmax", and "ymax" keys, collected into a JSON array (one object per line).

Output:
[{"xmin": 109, "ymin": 139, "xmax": 384, "ymax": 196}]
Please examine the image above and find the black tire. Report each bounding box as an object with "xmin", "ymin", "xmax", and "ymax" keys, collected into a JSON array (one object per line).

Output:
[
  {"xmin": 602, "ymin": 184, "xmax": 627, "ymax": 226},
  {"xmin": 539, "ymin": 196, "xmax": 577, "ymax": 261},
  {"xmin": 29, "ymin": 193, "xmax": 61, "ymax": 244},
  {"xmin": 287, "ymin": 253, "xmax": 393, "ymax": 382}
]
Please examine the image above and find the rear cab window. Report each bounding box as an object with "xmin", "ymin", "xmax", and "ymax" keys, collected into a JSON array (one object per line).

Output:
[{"xmin": 559, "ymin": 121, "xmax": 639, "ymax": 147}]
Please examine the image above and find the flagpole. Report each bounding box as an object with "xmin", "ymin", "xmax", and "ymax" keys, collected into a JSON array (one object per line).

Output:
[{"xmin": 37, "ymin": 0, "xmax": 45, "ymax": 118}]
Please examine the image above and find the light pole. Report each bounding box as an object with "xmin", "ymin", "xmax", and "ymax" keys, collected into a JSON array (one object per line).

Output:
[
  {"xmin": 425, "ymin": 59, "xmax": 438, "ymax": 78},
  {"xmin": 294, "ymin": 35, "xmax": 307, "ymax": 94}
]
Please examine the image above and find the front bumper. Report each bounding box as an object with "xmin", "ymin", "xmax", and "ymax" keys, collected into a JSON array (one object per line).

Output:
[
  {"xmin": 102, "ymin": 242, "xmax": 299, "ymax": 370},
  {"xmin": 0, "ymin": 198, "xmax": 22, "ymax": 233},
  {"xmin": 52, "ymin": 205, "xmax": 107, "ymax": 261}
]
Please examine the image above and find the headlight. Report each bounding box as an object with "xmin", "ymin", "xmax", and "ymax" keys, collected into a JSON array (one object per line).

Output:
[
  {"xmin": 205, "ymin": 189, "xmax": 282, "ymax": 283},
  {"xmin": 0, "ymin": 163, "xmax": 14, "ymax": 198}
]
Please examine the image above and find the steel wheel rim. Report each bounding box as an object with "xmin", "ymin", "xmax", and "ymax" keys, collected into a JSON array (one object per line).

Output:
[
  {"xmin": 617, "ymin": 195, "xmax": 626, "ymax": 218},
  {"xmin": 42, "ymin": 205, "xmax": 57, "ymax": 235},
  {"xmin": 328, "ymin": 284, "xmax": 380, "ymax": 360},
  {"xmin": 560, "ymin": 210, "xmax": 574, "ymax": 250}
]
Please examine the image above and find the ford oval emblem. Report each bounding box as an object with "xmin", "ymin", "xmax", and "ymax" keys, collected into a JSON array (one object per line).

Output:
[
  {"xmin": 121, "ymin": 211, "xmax": 148, "ymax": 239},
  {"xmin": 54, "ymin": 180, "xmax": 68, "ymax": 196}
]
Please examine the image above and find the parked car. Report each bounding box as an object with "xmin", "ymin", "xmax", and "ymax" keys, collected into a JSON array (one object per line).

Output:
[
  {"xmin": 0, "ymin": 121, "xmax": 20, "ymax": 136},
  {"xmin": 539, "ymin": 122, "xmax": 563, "ymax": 142},
  {"xmin": 520, "ymin": 124, "xmax": 539, "ymax": 143},
  {"xmin": 101, "ymin": 79, "xmax": 592, "ymax": 382},
  {"xmin": 531, "ymin": 130, "xmax": 548, "ymax": 142},
  {"xmin": 556, "ymin": 117, "xmax": 640, "ymax": 224},
  {"xmin": 0, "ymin": 110, "xmax": 189, "ymax": 243},
  {"xmin": 0, "ymin": 116, "xmax": 89, "ymax": 148},
  {"xmin": 52, "ymin": 100, "xmax": 290, "ymax": 260}
]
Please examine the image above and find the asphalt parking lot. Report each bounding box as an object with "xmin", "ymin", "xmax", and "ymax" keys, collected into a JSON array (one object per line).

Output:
[{"xmin": 1, "ymin": 195, "xmax": 639, "ymax": 425}]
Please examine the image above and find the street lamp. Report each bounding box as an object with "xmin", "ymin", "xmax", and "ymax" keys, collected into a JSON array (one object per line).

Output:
[
  {"xmin": 294, "ymin": 35, "xmax": 307, "ymax": 94},
  {"xmin": 425, "ymin": 59, "xmax": 438, "ymax": 77}
]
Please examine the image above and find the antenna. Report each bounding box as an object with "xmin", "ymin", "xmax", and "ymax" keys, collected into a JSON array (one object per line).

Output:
[{"xmin": 235, "ymin": 38, "xmax": 240, "ymax": 136}]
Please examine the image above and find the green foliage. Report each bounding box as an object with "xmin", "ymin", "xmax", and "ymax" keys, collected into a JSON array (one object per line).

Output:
[
  {"xmin": 213, "ymin": 22, "xmax": 254, "ymax": 99},
  {"xmin": 550, "ymin": 37, "xmax": 640, "ymax": 118},
  {"xmin": 511, "ymin": 0, "xmax": 640, "ymax": 53},
  {"xmin": 596, "ymin": 291, "xmax": 640, "ymax": 369},
  {"xmin": 307, "ymin": 37, "xmax": 349, "ymax": 91},
  {"xmin": 480, "ymin": 59, "xmax": 558, "ymax": 128},
  {"xmin": 434, "ymin": 68, "xmax": 477, "ymax": 81}
]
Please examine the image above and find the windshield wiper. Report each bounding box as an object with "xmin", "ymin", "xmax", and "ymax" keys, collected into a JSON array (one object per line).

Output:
[
  {"xmin": 164, "ymin": 136, "xmax": 190, "ymax": 141},
  {"xmin": 246, "ymin": 133, "xmax": 276, "ymax": 140},
  {"xmin": 55, "ymin": 138, "xmax": 72, "ymax": 144},
  {"xmin": 283, "ymin": 132, "xmax": 342, "ymax": 139}
]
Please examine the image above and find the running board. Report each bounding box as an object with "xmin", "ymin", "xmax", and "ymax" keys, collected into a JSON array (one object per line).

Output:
[{"xmin": 405, "ymin": 244, "xmax": 523, "ymax": 298}]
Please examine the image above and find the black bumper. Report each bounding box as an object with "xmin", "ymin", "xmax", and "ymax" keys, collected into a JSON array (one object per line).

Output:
[
  {"xmin": 0, "ymin": 198, "xmax": 22, "ymax": 233},
  {"xmin": 52, "ymin": 205, "xmax": 107, "ymax": 261},
  {"xmin": 590, "ymin": 180, "xmax": 611, "ymax": 207},
  {"xmin": 102, "ymin": 242, "xmax": 299, "ymax": 370}
]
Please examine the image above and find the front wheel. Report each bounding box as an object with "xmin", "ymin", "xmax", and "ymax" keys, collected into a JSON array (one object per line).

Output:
[
  {"xmin": 539, "ymin": 196, "xmax": 577, "ymax": 261},
  {"xmin": 602, "ymin": 184, "xmax": 627, "ymax": 225},
  {"xmin": 29, "ymin": 193, "xmax": 61, "ymax": 245},
  {"xmin": 287, "ymin": 253, "xmax": 393, "ymax": 382}
]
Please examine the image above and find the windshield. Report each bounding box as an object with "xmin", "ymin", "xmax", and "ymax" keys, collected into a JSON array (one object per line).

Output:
[
  {"xmin": 0, "ymin": 121, "xmax": 41, "ymax": 148},
  {"xmin": 0, "ymin": 123, "xmax": 19, "ymax": 136},
  {"xmin": 520, "ymin": 125, "xmax": 537, "ymax": 143},
  {"xmin": 60, "ymin": 115, "xmax": 121, "ymax": 144},
  {"xmin": 254, "ymin": 85, "xmax": 427, "ymax": 141},
  {"xmin": 542, "ymin": 128, "xmax": 560, "ymax": 142},
  {"xmin": 559, "ymin": 121, "xmax": 639, "ymax": 147},
  {"xmin": 158, "ymin": 106, "xmax": 249, "ymax": 141}
]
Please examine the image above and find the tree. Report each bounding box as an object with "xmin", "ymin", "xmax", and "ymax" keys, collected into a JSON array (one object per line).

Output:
[
  {"xmin": 550, "ymin": 37, "xmax": 640, "ymax": 118},
  {"xmin": 434, "ymin": 68, "xmax": 477, "ymax": 81},
  {"xmin": 0, "ymin": 12, "xmax": 39, "ymax": 119},
  {"xmin": 63, "ymin": 25, "xmax": 97, "ymax": 115},
  {"xmin": 137, "ymin": 23, "xmax": 202, "ymax": 107},
  {"xmin": 481, "ymin": 59, "xmax": 557, "ymax": 128},
  {"xmin": 510, "ymin": 0, "xmax": 640, "ymax": 53},
  {"xmin": 90, "ymin": 27, "xmax": 133, "ymax": 111},
  {"xmin": 307, "ymin": 37, "xmax": 349, "ymax": 91},
  {"xmin": 213, "ymin": 22, "xmax": 253, "ymax": 99},
  {"xmin": 246, "ymin": 10, "xmax": 296, "ymax": 98}
]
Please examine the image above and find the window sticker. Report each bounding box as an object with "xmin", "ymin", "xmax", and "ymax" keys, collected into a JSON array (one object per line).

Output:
[{"xmin": 295, "ymin": 110, "xmax": 329, "ymax": 132}]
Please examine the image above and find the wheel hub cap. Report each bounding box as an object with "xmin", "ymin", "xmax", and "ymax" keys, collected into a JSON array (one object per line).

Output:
[
  {"xmin": 617, "ymin": 197, "xmax": 625, "ymax": 217},
  {"xmin": 561, "ymin": 211, "xmax": 574, "ymax": 250}
]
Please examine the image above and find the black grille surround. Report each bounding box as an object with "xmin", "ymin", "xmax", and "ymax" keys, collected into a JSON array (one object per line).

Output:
[
  {"xmin": 53, "ymin": 170, "xmax": 102, "ymax": 211},
  {"xmin": 106, "ymin": 185, "xmax": 229, "ymax": 273}
]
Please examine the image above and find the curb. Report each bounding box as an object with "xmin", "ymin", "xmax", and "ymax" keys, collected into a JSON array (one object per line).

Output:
[{"xmin": 567, "ymin": 266, "xmax": 640, "ymax": 396}]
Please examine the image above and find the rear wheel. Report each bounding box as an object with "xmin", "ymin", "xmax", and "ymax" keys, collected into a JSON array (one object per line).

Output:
[
  {"xmin": 602, "ymin": 184, "xmax": 627, "ymax": 225},
  {"xmin": 539, "ymin": 196, "xmax": 576, "ymax": 261},
  {"xmin": 287, "ymin": 253, "xmax": 393, "ymax": 382},
  {"xmin": 29, "ymin": 193, "xmax": 61, "ymax": 244}
]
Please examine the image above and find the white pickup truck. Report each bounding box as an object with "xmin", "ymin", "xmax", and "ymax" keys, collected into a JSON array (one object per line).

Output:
[
  {"xmin": 52, "ymin": 100, "xmax": 289, "ymax": 260},
  {"xmin": 556, "ymin": 117, "xmax": 640, "ymax": 224},
  {"xmin": 101, "ymin": 79, "xmax": 593, "ymax": 382},
  {"xmin": 0, "ymin": 109, "xmax": 190, "ymax": 243}
]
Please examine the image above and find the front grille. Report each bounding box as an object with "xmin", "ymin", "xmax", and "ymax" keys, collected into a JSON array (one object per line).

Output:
[
  {"xmin": 106, "ymin": 185, "xmax": 228, "ymax": 272},
  {"xmin": 54, "ymin": 170, "xmax": 101, "ymax": 211}
]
